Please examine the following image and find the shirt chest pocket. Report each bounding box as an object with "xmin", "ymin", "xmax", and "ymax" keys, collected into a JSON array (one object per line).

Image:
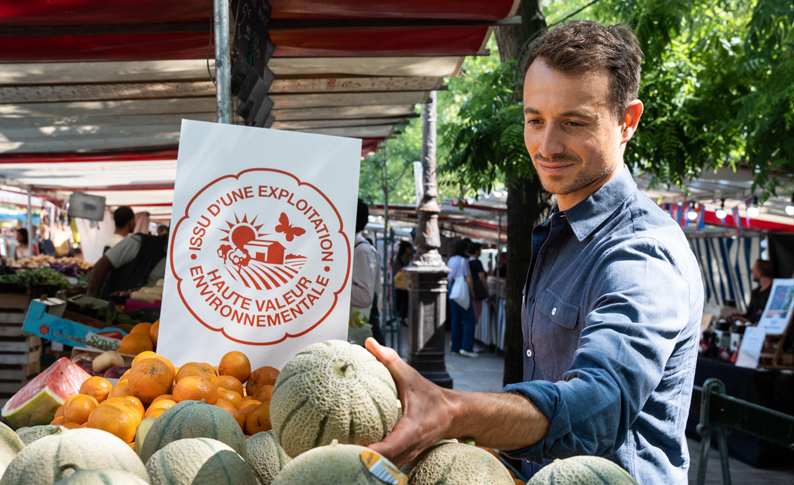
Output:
[{"xmin": 537, "ymin": 288, "xmax": 580, "ymax": 330}]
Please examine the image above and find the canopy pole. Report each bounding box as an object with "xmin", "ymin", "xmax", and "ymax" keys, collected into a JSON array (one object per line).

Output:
[
  {"xmin": 213, "ymin": 0, "xmax": 232, "ymax": 124},
  {"xmin": 26, "ymin": 188, "xmax": 32, "ymax": 235}
]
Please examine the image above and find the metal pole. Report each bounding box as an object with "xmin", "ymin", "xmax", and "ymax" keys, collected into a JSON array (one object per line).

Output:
[
  {"xmin": 26, "ymin": 189, "xmax": 32, "ymax": 234},
  {"xmin": 213, "ymin": 0, "xmax": 232, "ymax": 124}
]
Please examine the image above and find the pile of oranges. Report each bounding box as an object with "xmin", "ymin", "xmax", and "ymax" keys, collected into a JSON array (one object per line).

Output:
[
  {"xmin": 115, "ymin": 321, "xmax": 161, "ymax": 356},
  {"xmin": 50, "ymin": 349, "xmax": 280, "ymax": 448}
]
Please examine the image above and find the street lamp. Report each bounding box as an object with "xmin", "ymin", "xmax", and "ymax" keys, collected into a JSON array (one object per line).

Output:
[
  {"xmin": 786, "ymin": 194, "xmax": 794, "ymax": 216},
  {"xmin": 747, "ymin": 195, "xmax": 759, "ymax": 218},
  {"xmin": 715, "ymin": 200, "xmax": 727, "ymax": 220},
  {"xmin": 687, "ymin": 202, "xmax": 698, "ymax": 221}
]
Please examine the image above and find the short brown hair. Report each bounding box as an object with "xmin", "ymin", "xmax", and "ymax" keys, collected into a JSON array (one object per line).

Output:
[
  {"xmin": 755, "ymin": 259, "xmax": 774, "ymax": 278},
  {"xmin": 523, "ymin": 20, "xmax": 643, "ymax": 120}
]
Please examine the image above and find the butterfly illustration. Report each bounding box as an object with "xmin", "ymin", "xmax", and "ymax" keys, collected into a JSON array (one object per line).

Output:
[{"xmin": 275, "ymin": 212, "xmax": 306, "ymax": 242}]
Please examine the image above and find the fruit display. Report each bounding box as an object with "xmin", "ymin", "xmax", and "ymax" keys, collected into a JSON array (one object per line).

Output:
[
  {"xmin": 270, "ymin": 339, "xmax": 400, "ymax": 458},
  {"xmin": 403, "ymin": 441, "xmax": 514, "ymax": 485},
  {"xmin": 526, "ymin": 456, "xmax": 639, "ymax": 484},
  {"xmin": 0, "ymin": 341, "xmax": 533, "ymax": 484},
  {"xmin": 7, "ymin": 255, "xmax": 93, "ymax": 275},
  {"xmin": 145, "ymin": 437, "xmax": 259, "ymax": 485},
  {"xmin": 1, "ymin": 358, "xmax": 90, "ymax": 429}
]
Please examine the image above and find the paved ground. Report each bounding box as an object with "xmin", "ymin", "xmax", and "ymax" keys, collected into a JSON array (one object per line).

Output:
[{"xmin": 387, "ymin": 328, "xmax": 794, "ymax": 484}]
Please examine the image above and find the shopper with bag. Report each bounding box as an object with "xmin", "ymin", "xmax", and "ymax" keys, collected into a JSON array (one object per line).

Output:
[
  {"xmin": 468, "ymin": 242, "xmax": 490, "ymax": 325},
  {"xmin": 447, "ymin": 238, "xmax": 477, "ymax": 358}
]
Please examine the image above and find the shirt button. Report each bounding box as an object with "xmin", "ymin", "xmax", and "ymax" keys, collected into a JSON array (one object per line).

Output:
[
  {"xmin": 526, "ymin": 349, "xmax": 533, "ymax": 358},
  {"xmin": 552, "ymin": 307, "xmax": 557, "ymax": 316}
]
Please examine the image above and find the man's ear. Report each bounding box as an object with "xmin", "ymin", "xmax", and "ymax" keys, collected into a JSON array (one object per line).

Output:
[{"xmin": 621, "ymin": 99, "xmax": 644, "ymax": 144}]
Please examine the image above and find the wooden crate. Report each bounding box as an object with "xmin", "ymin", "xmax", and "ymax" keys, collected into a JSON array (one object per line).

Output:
[{"xmin": 0, "ymin": 294, "xmax": 43, "ymax": 403}]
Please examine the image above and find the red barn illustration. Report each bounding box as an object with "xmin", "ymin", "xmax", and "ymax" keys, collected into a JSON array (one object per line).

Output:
[{"xmin": 244, "ymin": 240, "xmax": 286, "ymax": 265}]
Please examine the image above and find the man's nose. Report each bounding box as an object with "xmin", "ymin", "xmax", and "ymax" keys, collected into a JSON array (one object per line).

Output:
[{"xmin": 537, "ymin": 124, "xmax": 565, "ymax": 159}]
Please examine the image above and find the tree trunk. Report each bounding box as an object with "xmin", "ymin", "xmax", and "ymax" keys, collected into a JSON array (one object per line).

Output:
[{"xmin": 495, "ymin": 0, "xmax": 550, "ymax": 387}]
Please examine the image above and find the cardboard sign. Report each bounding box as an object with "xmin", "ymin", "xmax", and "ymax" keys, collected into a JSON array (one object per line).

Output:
[
  {"xmin": 735, "ymin": 326, "xmax": 766, "ymax": 368},
  {"xmin": 757, "ymin": 279, "xmax": 794, "ymax": 335},
  {"xmin": 158, "ymin": 121, "xmax": 361, "ymax": 369},
  {"xmin": 22, "ymin": 299, "xmax": 127, "ymax": 351}
]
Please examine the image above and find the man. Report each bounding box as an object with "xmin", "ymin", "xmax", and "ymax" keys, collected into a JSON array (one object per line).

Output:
[
  {"xmin": 366, "ymin": 21, "xmax": 703, "ymax": 484},
  {"xmin": 38, "ymin": 225, "xmax": 56, "ymax": 256},
  {"xmin": 741, "ymin": 259, "xmax": 774, "ymax": 323},
  {"xmin": 87, "ymin": 222, "xmax": 167, "ymax": 299},
  {"xmin": 105, "ymin": 206, "xmax": 135, "ymax": 253},
  {"xmin": 349, "ymin": 198, "xmax": 385, "ymax": 345}
]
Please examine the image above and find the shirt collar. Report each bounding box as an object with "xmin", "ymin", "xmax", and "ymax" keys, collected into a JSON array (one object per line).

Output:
[{"xmin": 559, "ymin": 165, "xmax": 637, "ymax": 241}]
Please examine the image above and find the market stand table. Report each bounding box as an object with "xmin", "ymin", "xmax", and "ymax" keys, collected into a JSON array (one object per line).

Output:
[{"xmin": 686, "ymin": 355, "xmax": 794, "ymax": 467}]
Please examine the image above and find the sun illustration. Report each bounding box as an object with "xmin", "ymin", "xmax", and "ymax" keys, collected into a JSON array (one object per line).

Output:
[
  {"xmin": 219, "ymin": 213, "xmax": 267, "ymax": 248},
  {"xmin": 216, "ymin": 212, "xmax": 307, "ymax": 291}
]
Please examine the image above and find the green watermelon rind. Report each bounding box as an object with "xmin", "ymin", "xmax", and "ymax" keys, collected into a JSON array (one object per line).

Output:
[{"xmin": 1, "ymin": 388, "xmax": 64, "ymax": 430}]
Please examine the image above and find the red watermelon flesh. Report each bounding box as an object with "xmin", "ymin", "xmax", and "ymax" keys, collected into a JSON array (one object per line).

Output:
[{"xmin": 1, "ymin": 357, "xmax": 90, "ymax": 429}]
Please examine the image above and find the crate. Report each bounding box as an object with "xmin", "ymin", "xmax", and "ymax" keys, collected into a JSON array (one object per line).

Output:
[{"xmin": 0, "ymin": 291, "xmax": 43, "ymax": 404}]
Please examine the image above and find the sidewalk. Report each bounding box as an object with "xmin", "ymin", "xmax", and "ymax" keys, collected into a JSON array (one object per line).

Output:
[{"xmin": 391, "ymin": 331, "xmax": 794, "ymax": 484}]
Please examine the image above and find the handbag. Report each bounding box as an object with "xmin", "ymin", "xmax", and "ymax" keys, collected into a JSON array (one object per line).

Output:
[{"xmin": 449, "ymin": 274, "xmax": 471, "ymax": 310}]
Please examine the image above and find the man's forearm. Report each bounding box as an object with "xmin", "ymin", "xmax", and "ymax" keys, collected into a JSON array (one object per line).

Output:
[
  {"xmin": 445, "ymin": 389, "xmax": 550, "ymax": 451},
  {"xmin": 86, "ymin": 257, "xmax": 111, "ymax": 297}
]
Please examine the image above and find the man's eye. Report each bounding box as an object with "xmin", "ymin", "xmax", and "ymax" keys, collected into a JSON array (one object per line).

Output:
[
  {"xmin": 526, "ymin": 119, "xmax": 541, "ymax": 126},
  {"xmin": 568, "ymin": 121, "xmax": 584, "ymax": 127}
]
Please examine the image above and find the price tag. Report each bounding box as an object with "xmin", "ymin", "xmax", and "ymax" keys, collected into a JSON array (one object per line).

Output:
[{"xmin": 360, "ymin": 449, "xmax": 408, "ymax": 485}]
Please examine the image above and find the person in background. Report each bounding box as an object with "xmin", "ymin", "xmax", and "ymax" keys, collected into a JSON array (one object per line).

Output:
[
  {"xmin": 13, "ymin": 228, "xmax": 38, "ymax": 260},
  {"xmin": 740, "ymin": 259, "xmax": 774, "ymax": 323},
  {"xmin": 157, "ymin": 225, "xmax": 169, "ymax": 237},
  {"xmin": 349, "ymin": 198, "xmax": 385, "ymax": 345},
  {"xmin": 38, "ymin": 225, "xmax": 56, "ymax": 256},
  {"xmin": 447, "ymin": 238, "xmax": 477, "ymax": 358},
  {"xmin": 393, "ymin": 241, "xmax": 413, "ymax": 326},
  {"xmin": 495, "ymin": 251, "xmax": 507, "ymax": 278},
  {"xmin": 87, "ymin": 227, "xmax": 167, "ymax": 299},
  {"xmin": 468, "ymin": 242, "xmax": 490, "ymax": 325},
  {"xmin": 105, "ymin": 206, "xmax": 135, "ymax": 253}
]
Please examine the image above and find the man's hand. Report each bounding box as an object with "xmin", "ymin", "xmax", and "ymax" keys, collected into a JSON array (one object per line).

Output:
[{"xmin": 365, "ymin": 338, "xmax": 457, "ymax": 466}]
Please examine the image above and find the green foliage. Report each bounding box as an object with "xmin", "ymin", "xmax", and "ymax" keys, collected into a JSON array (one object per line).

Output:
[{"xmin": 0, "ymin": 267, "xmax": 70, "ymax": 289}]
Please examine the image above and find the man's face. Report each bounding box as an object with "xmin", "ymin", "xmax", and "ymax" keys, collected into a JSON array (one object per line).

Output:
[
  {"xmin": 523, "ymin": 60, "xmax": 628, "ymax": 200},
  {"xmin": 752, "ymin": 262, "xmax": 761, "ymax": 283}
]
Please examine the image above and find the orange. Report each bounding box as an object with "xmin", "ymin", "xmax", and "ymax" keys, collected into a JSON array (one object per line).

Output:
[
  {"xmin": 64, "ymin": 394, "xmax": 99, "ymax": 425},
  {"xmin": 131, "ymin": 322, "xmax": 152, "ymax": 335},
  {"xmin": 219, "ymin": 351, "xmax": 251, "ymax": 384},
  {"xmin": 108, "ymin": 379, "xmax": 132, "ymax": 399},
  {"xmin": 200, "ymin": 363, "xmax": 218, "ymax": 376},
  {"xmin": 246, "ymin": 366, "xmax": 279, "ymax": 396},
  {"xmin": 54, "ymin": 405, "xmax": 65, "ymax": 419},
  {"xmin": 128, "ymin": 358, "xmax": 174, "ymax": 404},
  {"xmin": 238, "ymin": 400, "xmax": 262, "ymax": 418},
  {"xmin": 117, "ymin": 332, "xmax": 153, "ymax": 355},
  {"xmin": 146, "ymin": 408, "xmax": 167, "ymax": 419},
  {"xmin": 253, "ymin": 385, "xmax": 274, "ymax": 403},
  {"xmin": 80, "ymin": 423, "xmax": 88, "ymax": 428},
  {"xmin": 119, "ymin": 369, "xmax": 132, "ymax": 381},
  {"xmin": 87, "ymin": 404, "xmax": 138, "ymax": 443},
  {"xmin": 150, "ymin": 320, "xmax": 160, "ymax": 347},
  {"xmin": 132, "ymin": 351, "xmax": 175, "ymax": 376},
  {"xmin": 151, "ymin": 394, "xmax": 174, "ymax": 404},
  {"xmin": 62, "ymin": 422, "xmax": 81, "ymax": 429},
  {"xmin": 213, "ymin": 375, "xmax": 244, "ymax": 396},
  {"xmin": 129, "ymin": 442, "xmax": 135, "ymax": 449},
  {"xmin": 172, "ymin": 376, "xmax": 217, "ymax": 404},
  {"xmin": 216, "ymin": 388, "xmax": 243, "ymax": 408},
  {"xmin": 245, "ymin": 401, "xmax": 271, "ymax": 435},
  {"xmin": 103, "ymin": 397, "xmax": 143, "ymax": 422},
  {"xmin": 145, "ymin": 399, "xmax": 176, "ymax": 418},
  {"xmin": 51, "ymin": 416, "xmax": 65, "ymax": 426},
  {"xmin": 215, "ymin": 399, "xmax": 245, "ymax": 431},
  {"xmin": 79, "ymin": 376, "xmax": 113, "ymax": 403},
  {"xmin": 175, "ymin": 363, "xmax": 215, "ymax": 383},
  {"xmin": 121, "ymin": 396, "xmax": 145, "ymax": 419}
]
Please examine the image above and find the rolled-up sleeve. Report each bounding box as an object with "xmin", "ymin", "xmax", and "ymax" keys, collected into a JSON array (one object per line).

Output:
[{"xmin": 502, "ymin": 237, "xmax": 691, "ymax": 461}]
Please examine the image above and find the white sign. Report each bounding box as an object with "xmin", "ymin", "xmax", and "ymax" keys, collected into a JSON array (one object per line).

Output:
[
  {"xmin": 735, "ymin": 326, "xmax": 766, "ymax": 368},
  {"xmin": 159, "ymin": 120, "xmax": 361, "ymax": 370},
  {"xmin": 413, "ymin": 161, "xmax": 423, "ymax": 205},
  {"xmin": 757, "ymin": 278, "xmax": 794, "ymax": 335}
]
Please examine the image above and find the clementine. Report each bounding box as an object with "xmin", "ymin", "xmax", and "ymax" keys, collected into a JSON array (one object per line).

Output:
[
  {"xmin": 253, "ymin": 385, "xmax": 274, "ymax": 403},
  {"xmin": 172, "ymin": 376, "xmax": 218, "ymax": 404},
  {"xmin": 79, "ymin": 376, "xmax": 113, "ymax": 403},
  {"xmin": 87, "ymin": 404, "xmax": 138, "ymax": 443},
  {"xmin": 108, "ymin": 379, "xmax": 133, "ymax": 399},
  {"xmin": 117, "ymin": 332, "xmax": 153, "ymax": 355},
  {"xmin": 213, "ymin": 375, "xmax": 244, "ymax": 396},
  {"xmin": 219, "ymin": 351, "xmax": 251, "ymax": 384},
  {"xmin": 132, "ymin": 351, "xmax": 175, "ymax": 376},
  {"xmin": 130, "ymin": 322, "xmax": 152, "ymax": 335},
  {"xmin": 51, "ymin": 416, "xmax": 65, "ymax": 426},
  {"xmin": 246, "ymin": 366, "xmax": 279, "ymax": 396},
  {"xmin": 245, "ymin": 401, "xmax": 272, "ymax": 435},
  {"xmin": 238, "ymin": 400, "xmax": 262, "ymax": 419},
  {"xmin": 150, "ymin": 320, "xmax": 160, "ymax": 347},
  {"xmin": 64, "ymin": 394, "xmax": 99, "ymax": 425},
  {"xmin": 174, "ymin": 362, "xmax": 215, "ymax": 383},
  {"xmin": 128, "ymin": 358, "xmax": 174, "ymax": 404},
  {"xmin": 151, "ymin": 394, "xmax": 174, "ymax": 404},
  {"xmin": 215, "ymin": 399, "xmax": 245, "ymax": 431},
  {"xmin": 145, "ymin": 399, "xmax": 176, "ymax": 418},
  {"xmin": 216, "ymin": 388, "xmax": 243, "ymax": 408}
]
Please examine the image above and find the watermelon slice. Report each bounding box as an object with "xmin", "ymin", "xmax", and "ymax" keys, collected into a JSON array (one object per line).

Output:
[{"xmin": 1, "ymin": 357, "xmax": 90, "ymax": 429}]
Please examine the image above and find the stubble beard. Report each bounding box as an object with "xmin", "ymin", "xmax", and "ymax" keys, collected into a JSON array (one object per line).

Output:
[{"xmin": 534, "ymin": 154, "xmax": 615, "ymax": 196}]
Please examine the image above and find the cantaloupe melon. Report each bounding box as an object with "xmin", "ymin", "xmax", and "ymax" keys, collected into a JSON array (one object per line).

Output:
[
  {"xmin": 138, "ymin": 400, "xmax": 248, "ymax": 465},
  {"xmin": 0, "ymin": 422, "xmax": 25, "ymax": 479},
  {"xmin": 526, "ymin": 456, "xmax": 638, "ymax": 484},
  {"xmin": 0, "ymin": 428, "xmax": 149, "ymax": 484},
  {"xmin": 146, "ymin": 437, "xmax": 259, "ymax": 485},
  {"xmin": 271, "ymin": 441, "xmax": 407, "ymax": 485},
  {"xmin": 270, "ymin": 340, "xmax": 399, "ymax": 458},
  {"xmin": 133, "ymin": 417, "xmax": 156, "ymax": 457},
  {"xmin": 52, "ymin": 464, "xmax": 150, "ymax": 485},
  {"xmin": 247, "ymin": 431, "xmax": 291, "ymax": 484},
  {"xmin": 404, "ymin": 441, "xmax": 514, "ymax": 485},
  {"xmin": 14, "ymin": 425, "xmax": 67, "ymax": 446}
]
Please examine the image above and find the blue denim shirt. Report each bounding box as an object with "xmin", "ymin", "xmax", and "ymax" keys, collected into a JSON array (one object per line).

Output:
[{"xmin": 503, "ymin": 166, "xmax": 703, "ymax": 485}]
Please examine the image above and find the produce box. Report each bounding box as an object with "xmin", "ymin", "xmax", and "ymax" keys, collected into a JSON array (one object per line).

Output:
[
  {"xmin": 0, "ymin": 284, "xmax": 43, "ymax": 408},
  {"xmin": 21, "ymin": 299, "xmax": 128, "ymax": 352}
]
